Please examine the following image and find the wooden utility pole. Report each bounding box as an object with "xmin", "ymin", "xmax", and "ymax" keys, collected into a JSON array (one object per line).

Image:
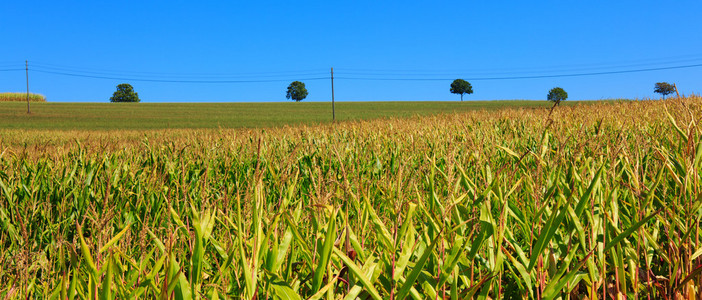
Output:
[
  {"xmin": 25, "ymin": 60, "xmax": 30, "ymax": 114},
  {"xmin": 674, "ymin": 83, "xmax": 680, "ymax": 98},
  {"xmin": 331, "ymin": 67, "xmax": 335, "ymax": 122}
]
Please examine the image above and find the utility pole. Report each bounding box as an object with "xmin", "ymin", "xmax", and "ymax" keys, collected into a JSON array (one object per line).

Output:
[
  {"xmin": 674, "ymin": 83, "xmax": 680, "ymax": 98},
  {"xmin": 26, "ymin": 60, "xmax": 30, "ymax": 114},
  {"xmin": 331, "ymin": 67, "xmax": 335, "ymax": 122}
]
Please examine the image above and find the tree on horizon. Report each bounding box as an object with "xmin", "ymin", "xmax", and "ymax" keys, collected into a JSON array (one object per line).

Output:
[
  {"xmin": 286, "ymin": 81, "xmax": 308, "ymax": 102},
  {"xmin": 654, "ymin": 82, "xmax": 676, "ymax": 99},
  {"xmin": 450, "ymin": 79, "xmax": 473, "ymax": 101},
  {"xmin": 110, "ymin": 83, "xmax": 140, "ymax": 102},
  {"xmin": 547, "ymin": 87, "xmax": 567, "ymax": 105}
]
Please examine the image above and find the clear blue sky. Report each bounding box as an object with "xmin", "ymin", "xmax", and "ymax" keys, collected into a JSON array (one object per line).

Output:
[{"xmin": 1, "ymin": 1, "xmax": 701, "ymax": 102}]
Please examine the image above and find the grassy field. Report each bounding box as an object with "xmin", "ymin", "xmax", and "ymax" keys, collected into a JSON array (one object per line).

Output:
[
  {"xmin": 0, "ymin": 97, "xmax": 700, "ymax": 299},
  {"xmin": 0, "ymin": 100, "xmax": 596, "ymax": 130}
]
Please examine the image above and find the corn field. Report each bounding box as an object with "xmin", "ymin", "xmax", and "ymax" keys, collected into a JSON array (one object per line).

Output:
[
  {"xmin": 1, "ymin": 97, "xmax": 701, "ymax": 299},
  {"xmin": 0, "ymin": 93, "xmax": 46, "ymax": 102}
]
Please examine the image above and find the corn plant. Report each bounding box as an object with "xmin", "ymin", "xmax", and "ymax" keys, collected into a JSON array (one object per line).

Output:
[
  {"xmin": 0, "ymin": 97, "xmax": 700, "ymax": 299},
  {"xmin": 0, "ymin": 93, "xmax": 46, "ymax": 102}
]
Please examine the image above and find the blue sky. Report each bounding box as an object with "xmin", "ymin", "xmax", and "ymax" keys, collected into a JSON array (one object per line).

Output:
[{"xmin": 1, "ymin": 1, "xmax": 701, "ymax": 102}]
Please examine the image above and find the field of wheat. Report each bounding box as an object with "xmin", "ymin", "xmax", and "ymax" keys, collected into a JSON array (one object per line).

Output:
[
  {"xmin": 0, "ymin": 97, "xmax": 700, "ymax": 299},
  {"xmin": 0, "ymin": 93, "xmax": 46, "ymax": 102}
]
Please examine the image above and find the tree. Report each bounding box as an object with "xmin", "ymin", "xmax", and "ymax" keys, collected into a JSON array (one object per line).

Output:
[
  {"xmin": 547, "ymin": 87, "xmax": 568, "ymax": 105},
  {"xmin": 110, "ymin": 83, "xmax": 140, "ymax": 102},
  {"xmin": 286, "ymin": 81, "xmax": 308, "ymax": 102},
  {"xmin": 450, "ymin": 79, "xmax": 473, "ymax": 101},
  {"xmin": 654, "ymin": 82, "xmax": 676, "ymax": 98}
]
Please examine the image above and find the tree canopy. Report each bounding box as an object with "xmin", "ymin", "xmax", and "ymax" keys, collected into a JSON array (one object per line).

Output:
[
  {"xmin": 654, "ymin": 82, "xmax": 676, "ymax": 98},
  {"xmin": 110, "ymin": 83, "xmax": 140, "ymax": 103},
  {"xmin": 450, "ymin": 79, "xmax": 473, "ymax": 101},
  {"xmin": 286, "ymin": 81, "xmax": 308, "ymax": 102},
  {"xmin": 547, "ymin": 87, "xmax": 568, "ymax": 105}
]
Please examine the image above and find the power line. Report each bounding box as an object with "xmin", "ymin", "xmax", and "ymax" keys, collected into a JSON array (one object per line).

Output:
[
  {"xmin": 31, "ymin": 69, "xmax": 329, "ymax": 83},
  {"xmin": 335, "ymin": 63, "xmax": 702, "ymax": 81},
  {"xmin": 335, "ymin": 53, "xmax": 702, "ymax": 74},
  {"xmin": 28, "ymin": 53, "xmax": 702, "ymax": 80},
  {"xmin": 30, "ymin": 65, "xmax": 328, "ymax": 79},
  {"xmin": 337, "ymin": 57, "xmax": 702, "ymax": 76},
  {"xmin": 4, "ymin": 57, "xmax": 701, "ymax": 83}
]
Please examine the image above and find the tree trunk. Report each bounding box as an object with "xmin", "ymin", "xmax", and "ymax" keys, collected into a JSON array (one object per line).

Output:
[{"xmin": 461, "ymin": 94, "xmax": 463, "ymax": 101}]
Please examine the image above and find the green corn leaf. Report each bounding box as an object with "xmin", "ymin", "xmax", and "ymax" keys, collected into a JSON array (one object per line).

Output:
[
  {"xmin": 68, "ymin": 268, "xmax": 78, "ymax": 300},
  {"xmin": 464, "ymin": 273, "xmax": 494, "ymax": 299},
  {"xmin": 99, "ymin": 223, "xmax": 131, "ymax": 253},
  {"xmin": 76, "ymin": 223, "xmax": 98, "ymax": 276},
  {"xmin": 333, "ymin": 247, "xmax": 382, "ymax": 300},
  {"xmin": 437, "ymin": 236, "xmax": 469, "ymax": 288},
  {"xmin": 396, "ymin": 234, "xmax": 440, "ymax": 300},
  {"xmin": 541, "ymin": 247, "xmax": 592, "ymax": 299},
  {"xmin": 284, "ymin": 214, "xmax": 314, "ymax": 266},
  {"xmin": 237, "ymin": 203, "xmax": 256, "ymax": 300},
  {"xmin": 503, "ymin": 247, "xmax": 533, "ymax": 298},
  {"xmin": 271, "ymin": 227, "xmax": 293, "ymax": 273},
  {"xmin": 664, "ymin": 105, "xmax": 689, "ymax": 143},
  {"xmin": 676, "ymin": 263, "xmax": 702, "ymax": 291},
  {"xmin": 311, "ymin": 209, "xmax": 337, "ymax": 293},
  {"xmin": 604, "ymin": 209, "xmax": 662, "ymax": 253},
  {"xmin": 60, "ymin": 272, "xmax": 68, "ymax": 300},
  {"xmin": 191, "ymin": 224, "xmax": 204, "ymax": 295},
  {"xmin": 99, "ymin": 254, "xmax": 113, "ymax": 300},
  {"xmin": 365, "ymin": 198, "xmax": 394, "ymax": 250},
  {"xmin": 394, "ymin": 225, "xmax": 416, "ymax": 281},
  {"xmin": 574, "ymin": 166, "xmax": 602, "ymax": 217},
  {"xmin": 691, "ymin": 247, "xmax": 702, "ymax": 261},
  {"xmin": 528, "ymin": 187, "xmax": 575, "ymax": 271},
  {"xmin": 307, "ymin": 273, "xmax": 339, "ymax": 300},
  {"xmin": 468, "ymin": 221, "xmax": 494, "ymax": 262},
  {"xmin": 343, "ymin": 256, "xmax": 379, "ymax": 300},
  {"xmin": 266, "ymin": 271, "xmax": 302, "ymax": 300}
]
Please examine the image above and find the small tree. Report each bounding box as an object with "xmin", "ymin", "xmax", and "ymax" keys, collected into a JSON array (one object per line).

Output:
[
  {"xmin": 654, "ymin": 82, "xmax": 676, "ymax": 98},
  {"xmin": 110, "ymin": 83, "xmax": 140, "ymax": 102},
  {"xmin": 286, "ymin": 81, "xmax": 308, "ymax": 102},
  {"xmin": 450, "ymin": 79, "xmax": 473, "ymax": 101},
  {"xmin": 547, "ymin": 87, "xmax": 568, "ymax": 105}
]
